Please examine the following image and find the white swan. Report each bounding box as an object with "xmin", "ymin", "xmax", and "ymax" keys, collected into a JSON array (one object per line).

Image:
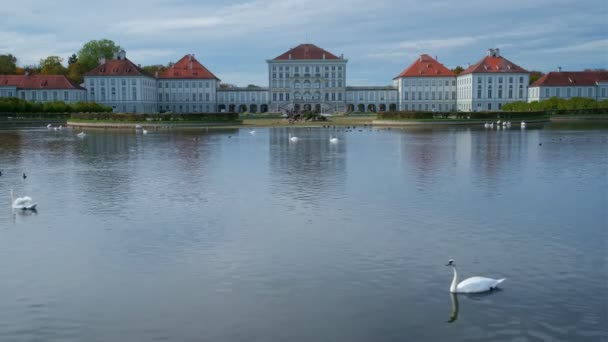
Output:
[
  {"xmin": 329, "ymin": 136, "xmax": 339, "ymax": 143},
  {"xmin": 521, "ymin": 121, "xmax": 526, "ymax": 128},
  {"xmin": 484, "ymin": 123, "xmax": 490, "ymax": 128},
  {"xmin": 10, "ymin": 189, "xmax": 37, "ymax": 210},
  {"xmin": 249, "ymin": 130, "xmax": 256, "ymax": 134},
  {"xmin": 446, "ymin": 259, "xmax": 505, "ymax": 293},
  {"xmin": 135, "ymin": 124, "xmax": 143, "ymax": 129},
  {"xmin": 289, "ymin": 133, "xmax": 298, "ymax": 142},
  {"xmin": 47, "ymin": 124, "xmax": 52, "ymax": 129},
  {"xmin": 142, "ymin": 129, "xmax": 148, "ymax": 135},
  {"xmin": 77, "ymin": 132, "xmax": 86, "ymax": 138}
]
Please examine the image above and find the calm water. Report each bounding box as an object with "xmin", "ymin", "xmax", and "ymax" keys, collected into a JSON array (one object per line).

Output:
[{"xmin": 0, "ymin": 123, "xmax": 606, "ymax": 342}]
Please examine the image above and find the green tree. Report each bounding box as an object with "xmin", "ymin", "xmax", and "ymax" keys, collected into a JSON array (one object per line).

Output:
[
  {"xmin": 142, "ymin": 64, "xmax": 167, "ymax": 76},
  {"xmin": 39, "ymin": 56, "xmax": 67, "ymax": 75},
  {"xmin": 77, "ymin": 39, "xmax": 121, "ymax": 73},
  {"xmin": 246, "ymin": 84, "xmax": 262, "ymax": 89},
  {"xmin": 452, "ymin": 66, "xmax": 464, "ymax": 75},
  {"xmin": 529, "ymin": 71, "xmax": 544, "ymax": 85},
  {"xmin": 68, "ymin": 53, "xmax": 78, "ymax": 66},
  {"xmin": 0, "ymin": 54, "xmax": 18, "ymax": 74}
]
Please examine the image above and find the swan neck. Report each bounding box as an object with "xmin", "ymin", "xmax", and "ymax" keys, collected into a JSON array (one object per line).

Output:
[{"xmin": 450, "ymin": 266, "xmax": 458, "ymax": 293}]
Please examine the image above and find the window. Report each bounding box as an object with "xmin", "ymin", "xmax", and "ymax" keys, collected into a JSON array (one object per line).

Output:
[
  {"xmin": 477, "ymin": 85, "xmax": 482, "ymax": 99},
  {"xmin": 488, "ymin": 85, "xmax": 492, "ymax": 99},
  {"xmin": 42, "ymin": 91, "xmax": 47, "ymax": 101},
  {"xmin": 498, "ymin": 77, "xmax": 503, "ymax": 84},
  {"xmin": 578, "ymin": 88, "xmax": 582, "ymax": 96},
  {"xmin": 519, "ymin": 85, "xmax": 523, "ymax": 98},
  {"xmin": 101, "ymin": 88, "xmax": 105, "ymax": 101},
  {"xmin": 509, "ymin": 77, "xmax": 513, "ymax": 83},
  {"xmin": 192, "ymin": 93, "xmax": 196, "ymax": 101},
  {"xmin": 159, "ymin": 94, "xmax": 163, "ymax": 101},
  {"xmin": 498, "ymin": 85, "xmax": 503, "ymax": 99},
  {"xmin": 64, "ymin": 91, "xmax": 68, "ymax": 101},
  {"xmin": 418, "ymin": 92, "xmax": 422, "ymax": 100},
  {"xmin": 545, "ymin": 88, "xmax": 550, "ymax": 97},
  {"xmin": 445, "ymin": 80, "xmax": 449, "ymax": 86},
  {"xmin": 206, "ymin": 93, "xmax": 210, "ymax": 101},
  {"xmin": 488, "ymin": 77, "xmax": 493, "ymax": 84},
  {"xmin": 488, "ymin": 103, "xmax": 492, "ymax": 110},
  {"xmin": 273, "ymin": 93, "xmax": 276, "ymax": 101},
  {"xmin": 132, "ymin": 87, "xmax": 137, "ymax": 100},
  {"xmin": 567, "ymin": 88, "xmax": 571, "ymax": 97},
  {"xmin": 587, "ymin": 88, "xmax": 592, "ymax": 97},
  {"xmin": 404, "ymin": 91, "xmax": 408, "ymax": 100},
  {"xmin": 509, "ymin": 85, "xmax": 513, "ymax": 99},
  {"xmin": 519, "ymin": 77, "xmax": 524, "ymax": 83},
  {"xmin": 111, "ymin": 87, "xmax": 116, "ymax": 101}
]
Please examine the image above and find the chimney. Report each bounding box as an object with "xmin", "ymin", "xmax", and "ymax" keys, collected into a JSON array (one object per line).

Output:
[
  {"xmin": 487, "ymin": 48, "xmax": 494, "ymax": 57},
  {"xmin": 118, "ymin": 50, "xmax": 126, "ymax": 60},
  {"xmin": 557, "ymin": 66, "xmax": 562, "ymax": 72},
  {"xmin": 340, "ymin": 53, "xmax": 344, "ymax": 59},
  {"xmin": 322, "ymin": 53, "xmax": 326, "ymax": 60},
  {"xmin": 99, "ymin": 57, "xmax": 106, "ymax": 65},
  {"xmin": 154, "ymin": 71, "xmax": 159, "ymax": 78},
  {"xmin": 495, "ymin": 48, "xmax": 500, "ymax": 57},
  {"xmin": 288, "ymin": 53, "xmax": 292, "ymax": 60},
  {"xmin": 435, "ymin": 55, "xmax": 438, "ymax": 61}
]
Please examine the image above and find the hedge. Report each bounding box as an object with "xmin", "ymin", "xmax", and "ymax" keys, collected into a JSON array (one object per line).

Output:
[
  {"xmin": 503, "ymin": 97, "xmax": 608, "ymax": 112},
  {"xmin": 377, "ymin": 111, "xmax": 548, "ymax": 120},
  {"xmin": 0, "ymin": 97, "xmax": 112, "ymax": 113},
  {"xmin": 70, "ymin": 112, "xmax": 240, "ymax": 122}
]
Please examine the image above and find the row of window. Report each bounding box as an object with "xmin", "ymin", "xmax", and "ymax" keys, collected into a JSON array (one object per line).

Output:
[
  {"xmin": 159, "ymin": 93, "xmax": 212, "ymax": 102},
  {"xmin": 403, "ymin": 79, "xmax": 456, "ymax": 87},
  {"xmin": 403, "ymin": 91, "xmax": 457, "ymax": 101},
  {"xmin": 272, "ymin": 72, "xmax": 343, "ymax": 79},
  {"xmin": 272, "ymin": 80, "xmax": 343, "ymax": 88},
  {"xmin": 271, "ymin": 65, "xmax": 343, "ymax": 72},
  {"xmin": 159, "ymin": 104, "xmax": 212, "ymax": 113},
  {"xmin": 403, "ymin": 103, "xmax": 457, "ymax": 111},
  {"xmin": 158, "ymin": 81, "xmax": 212, "ymax": 89},
  {"xmin": 536, "ymin": 87, "xmax": 597, "ymax": 98},
  {"xmin": 271, "ymin": 92, "xmax": 344, "ymax": 102},
  {"xmin": 472, "ymin": 85, "xmax": 524, "ymax": 99},
  {"xmin": 1, "ymin": 90, "xmax": 83, "ymax": 102}
]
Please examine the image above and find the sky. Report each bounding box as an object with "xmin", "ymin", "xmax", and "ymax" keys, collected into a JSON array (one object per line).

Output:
[{"xmin": 0, "ymin": 0, "xmax": 606, "ymax": 86}]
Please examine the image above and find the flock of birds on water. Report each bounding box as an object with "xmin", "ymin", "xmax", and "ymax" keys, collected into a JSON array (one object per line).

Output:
[{"xmin": 484, "ymin": 120, "xmax": 527, "ymax": 129}]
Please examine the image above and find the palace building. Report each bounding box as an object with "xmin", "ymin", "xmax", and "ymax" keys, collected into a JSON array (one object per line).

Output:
[
  {"xmin": 2, "ymin": 44, "xmax": 547, "ymax": 113},
  {"xmin": 0, "ymin": 74, "xmax": 86, "ymax": 103},
  {"xmin": 528, "ymin": 70, "xmax": 608, "ymax": 102}
]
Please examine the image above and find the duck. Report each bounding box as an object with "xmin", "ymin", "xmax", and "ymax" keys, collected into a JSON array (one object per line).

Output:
[
  {"xmin": 10, "ymin": 189, "xmax": 37, "ymax": 210},
  {"xmin": 446, "ymin": 259, "xmax": 505, "ymax": 293}
]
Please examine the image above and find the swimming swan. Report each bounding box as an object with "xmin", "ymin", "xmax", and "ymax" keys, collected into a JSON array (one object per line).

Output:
[
  {"xmin": 77, "ymin": 132, "xmax": 86, "ymax": 138},
  {"xmin": 10, "ymin": 189, "xmax": 37, "ymax": 210},
  {"xmin": 446, "ymin": 259, "xmax": 505, "ymax": 293},
  {"xmin": 289, "ymin": 133, "xmax": 299, "ymax": 142},
  {"xmin": 329, "ymin": 136, "xmax": 339, "ymax": 143}
]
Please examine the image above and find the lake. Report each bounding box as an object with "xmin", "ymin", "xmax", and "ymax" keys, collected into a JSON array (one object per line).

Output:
[{"xmin": 0, "ymin": 123, "xmax": 606, "ymax": 342}]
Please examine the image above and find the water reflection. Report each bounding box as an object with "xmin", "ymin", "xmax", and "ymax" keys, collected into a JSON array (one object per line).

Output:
[
  {"xmin": 447, "ymin": 293, "xmax": 459, "ymax": 323},
  {"xmin": 269, "ymin": 128, "xmax": 346, "ymax": 209}
]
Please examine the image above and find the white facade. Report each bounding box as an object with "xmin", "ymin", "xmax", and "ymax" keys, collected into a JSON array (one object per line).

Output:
[
  {"xmin": 456, "ymin": 49, "xmax": 529, "ymax": 112},
  {"xmin": 346, "ymin": 87, "xmax": 398, "ymax": 112},
  {"xmin": 0, "ymin": 75, "xmax": 86, "ymax": 104},
  {"xmin": 398, "ymin": 77, "xmax": 456, "ymax": 112},
  {"xmin": 157, "ymin": 79, "xmax": 218, "ymax": 113},
  {"xmin": 217, "ymin": 88, "xmax": 269, "ymax": 113},
  {"xmin": 267, "ymin": 45, "xmax": 348, "ymax": 113},
  {"xmin": 527, "ymin": 71, "xmax": 608, "ymax": 102},
  {"xmin": 85, "ymin": 76, "xmax": 156, "ymax": 113}
]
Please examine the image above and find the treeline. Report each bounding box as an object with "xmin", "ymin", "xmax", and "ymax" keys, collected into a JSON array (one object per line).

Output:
[
  {"xmin": 0, "ymin": 39, "xmax": 122, "ymax": 84},
  {"xmin": 377, "ymin": 111, "xmax": 547, "ymax": 120},
  {"xmin": 502, "ymin": 97, "xmax": 608, "ymax": 111},
  {"xmin": 0, "ymin": 97, "xmax": 112, "ymax": 113}
]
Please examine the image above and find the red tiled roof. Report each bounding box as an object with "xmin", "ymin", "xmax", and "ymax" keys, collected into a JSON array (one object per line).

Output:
[
  {"xmin": 159, "ymin": 55, "xmax": 219, "ymax": 80},
  {"xmin": 85, "ymin": 58, "xmax": 152, "ymax": 77},
  {"xmin": 273, "ymin": 44, "xmax": 340, "ymax": 60},
  {"xmin": 531, "ymin": 71, "xmax": 608, "ymax": 87},
  {"xmin": 461, "ymin": 55, "xmax": 528, "ymax": 75},
  {"xmin": 393, "ymin": 54, "xmax": 455, "ymax": 79},
  {"xmin": 0, "ymin": 75, "xmax": 84, "ymax": 90}
]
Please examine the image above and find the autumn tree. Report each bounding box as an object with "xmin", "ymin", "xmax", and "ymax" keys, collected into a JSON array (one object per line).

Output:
[
  {"xmin": 39, "ymin": 56, "xmax": 67, "ymax": 75},
  {"xmin": 0, "ymin": 54, "xmax": 18, "ymax": 74}
]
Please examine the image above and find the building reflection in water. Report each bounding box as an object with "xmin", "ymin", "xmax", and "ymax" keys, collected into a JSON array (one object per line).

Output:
[{"xmin": 268, "ymin": 128, "xmax": 346, "ymax": 210}]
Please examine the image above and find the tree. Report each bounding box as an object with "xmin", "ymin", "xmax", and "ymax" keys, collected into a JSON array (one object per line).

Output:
[
  {"xmin": 246, "ymin": 84, "xmax": 262, "ymax": 89},
  {"xmin": 77, "ymin": 39, "xmax": 121, "ymax": 73},
  {"xmin": 452, "ymin": 66, "xmax": 464, "ymax": 75},
  {"xmin": 39, "ymin": 56, "xmax": 67, "ymax": 75},
  {"xmin": 68, "ymin": 54, "xmax": 78, "ymax": 66},
  {"xmin": 0, "ymin": 54, "xmax": 18, "ymax": 74},
  {"xmin": 142, "ymin": 64, "xmax": 167, "ymax": 76},
  {"xmin": 529, "ymin": 71, "xmax": 544, "ymax": 85},
  {"xmin": 219, "ymin": 83, "xmax": 237, "ymax": 89}
]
